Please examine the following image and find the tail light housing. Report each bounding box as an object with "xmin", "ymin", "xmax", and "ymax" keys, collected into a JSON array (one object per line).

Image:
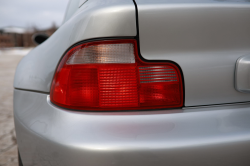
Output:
[{"xmin": 50, "ymin": 39, "xmax": 183, "ymax": 111}]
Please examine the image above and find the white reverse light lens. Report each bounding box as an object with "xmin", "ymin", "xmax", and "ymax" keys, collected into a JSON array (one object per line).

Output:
[{"xmin": 67, "ymin": 43, "xmax": 135, "ymax": 64}]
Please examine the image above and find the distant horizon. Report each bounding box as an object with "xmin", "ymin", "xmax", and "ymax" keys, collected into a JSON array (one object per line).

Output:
[
  {"xmin": 0, "ymin": 23, "xmax": 58, "ymax": 30},
  {"xmin": 0, "ymin": 0, "xmax": 69, "ymax": 29}
]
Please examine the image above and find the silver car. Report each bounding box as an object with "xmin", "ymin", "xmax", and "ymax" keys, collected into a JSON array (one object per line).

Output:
[{"xmin": 14, "ymin": 0, "xmax": 250, "ymax": 166}]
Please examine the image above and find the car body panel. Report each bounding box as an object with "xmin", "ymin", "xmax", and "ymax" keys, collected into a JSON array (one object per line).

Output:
[
  {"xmin": 135, "ymin": 0, "xmax": 250, "ymax": 106},
  {"xmin": 235, "ymin": 54, "xmax": 250, "ymax": 93},
  {"xmin": 14, "ymin": 89, "xmax": 250, "ymax": 166},
  {"xmin": 14, "ymin": 0, "xmax": 137, "ymax": 93},
  {"xmin": 63, "ymin": 0, "xmax": 80, "ymax": 23},
  {"xmin": 14, "ymin": 1, "xmax": 250, "ymax": 165}
]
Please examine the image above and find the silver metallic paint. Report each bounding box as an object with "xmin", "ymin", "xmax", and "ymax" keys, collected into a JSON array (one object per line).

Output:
[
  {"xmin": 14, "ymin": 0, "xmax": 137, "ymax": 93},
  {"xmin": 14, "ymin": 89, "xmax": 250, "ymax": 166},
  {"xmin": 64, "ymin": 0, "xmax": 80, "ymax": 23},
  {"xmin": 79, "ymin": 0, "xmax": 87, "ymax": 7},
  {"xmin": 235, "ymin": 54, "xmax": 250, "ymax": 93},
  {"xmin": 135, "ymin": 0, "xmax": 250, "ymax": 106},
  {"xmin": 14, "ymin": 1, "xmax": 250, "ymax": 165}
]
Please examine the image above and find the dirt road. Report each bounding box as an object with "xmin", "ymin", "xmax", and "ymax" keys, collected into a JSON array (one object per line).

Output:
[{"xmin": 0, "ymin": 49, "xmax": 31, "ymax": 166}]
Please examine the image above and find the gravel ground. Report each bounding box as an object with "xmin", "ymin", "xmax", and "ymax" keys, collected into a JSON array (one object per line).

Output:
[{"xmin": 0, "ymin": 49, "xmax": 32, "ymax": 166}]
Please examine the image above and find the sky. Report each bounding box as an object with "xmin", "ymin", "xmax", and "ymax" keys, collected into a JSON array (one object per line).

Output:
[{"xmin": 0, "ymin": 0, "xmax": 69, "ymax": 29}]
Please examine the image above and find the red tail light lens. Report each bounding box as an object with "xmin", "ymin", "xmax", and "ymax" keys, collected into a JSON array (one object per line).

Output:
[{"xmin": 50, "ymin": 39, "xmax": 183, "ymax": 111}]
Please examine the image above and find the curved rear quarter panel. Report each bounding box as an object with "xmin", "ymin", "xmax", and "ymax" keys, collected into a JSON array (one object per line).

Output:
[
  {"xmin": 135, "ymin": 0, "xmax": 250, "ymax": 106},
  {"xmin": 14, "ymin": 89, "xmax": 250, "ymax": 166},
  {"xmin": 14, "ymin": 0, "xmax": 137, "ymax": 92}
]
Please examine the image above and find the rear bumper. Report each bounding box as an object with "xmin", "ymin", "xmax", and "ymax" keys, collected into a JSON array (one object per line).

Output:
[{"xmin": 14, "ymin": 89, "xmax": 250, "ymax": 166}]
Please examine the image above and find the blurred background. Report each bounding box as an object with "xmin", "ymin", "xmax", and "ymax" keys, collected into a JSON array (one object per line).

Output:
[
  {"xmin": 0, "ymin": 0, "xmax": 69, "ymax": 48},
  {"xmin": 0, "ymin": 0, "xmax": 69, "ymax": 165}
]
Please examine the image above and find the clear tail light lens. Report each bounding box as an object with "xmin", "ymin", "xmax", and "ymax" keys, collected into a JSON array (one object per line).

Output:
[{"xmin": 50, "ymin": 39, "xmax": 183, "ymax": 111}]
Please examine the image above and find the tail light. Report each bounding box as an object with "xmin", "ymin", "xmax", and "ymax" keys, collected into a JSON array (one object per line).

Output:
[{"xmin": 50, "ymin": 39, "xmax": 183, "ymax": 111}]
